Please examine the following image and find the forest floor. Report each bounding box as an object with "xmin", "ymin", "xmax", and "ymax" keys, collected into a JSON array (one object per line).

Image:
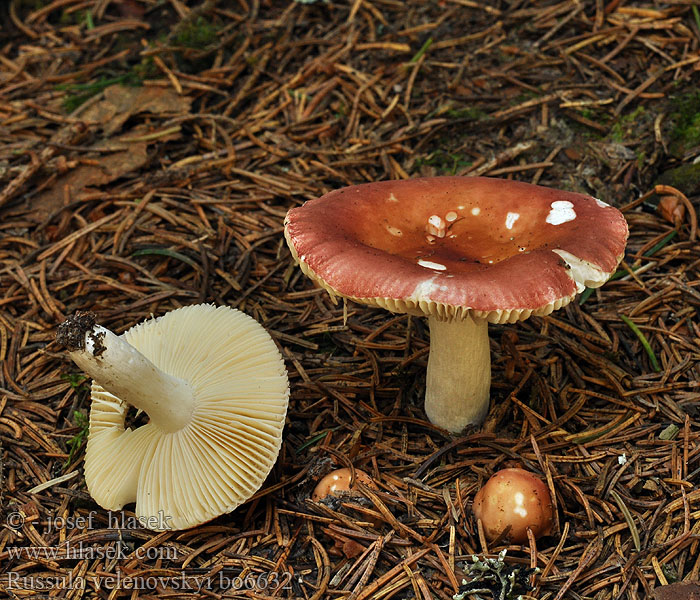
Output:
[{"xmin": 1, "ymin": 1, "xmax": 700, "ymax": 599}]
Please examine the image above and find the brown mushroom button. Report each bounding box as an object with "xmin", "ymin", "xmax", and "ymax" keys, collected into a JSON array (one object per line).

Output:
[
  {"xmin": 312, "ymin": 468, "xmax": 376, "ymax": 501},
  {"xmin": 472, "ymin": 467, "xmax": 554, "ymax": 543},
  {"xmin": 285, "ymin": 177, "xmax": 628, "ymax": 432}
]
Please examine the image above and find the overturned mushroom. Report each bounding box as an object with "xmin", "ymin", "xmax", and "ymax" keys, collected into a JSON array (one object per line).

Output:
[
  {"xmin": 284, "ymin": 177, "xmax": 627, "ymax": 433},
  {"xmin": 56, "ymin": 304, "xmax": 289, "ymax": 530}
]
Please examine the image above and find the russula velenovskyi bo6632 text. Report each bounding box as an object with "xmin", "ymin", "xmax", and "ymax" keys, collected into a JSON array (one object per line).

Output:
[
  {"xmin": 284, "ymin": 177, "xmax": 628, "ymax": 433},
  {"xmin": 56, "ymin": 304, "xmax": 289, "ymax": 531}
]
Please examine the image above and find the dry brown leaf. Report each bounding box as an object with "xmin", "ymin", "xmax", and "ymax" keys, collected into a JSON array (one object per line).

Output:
[
  {"xmin": 25, "ymin": 84, "xmax": 190, "ymax": 220},
  {"xmin": 80, "ymin": 84, "xmax": 191, "ymax": 136},
  {"xmin": 29, "ymin": 141, "xmax": 149, "ymax": 221},
  {"xmin": 657, "ymin": 195, "xmax": 686, "ymax": 225}
]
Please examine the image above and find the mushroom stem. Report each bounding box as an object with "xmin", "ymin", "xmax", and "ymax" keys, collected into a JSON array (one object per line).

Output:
[
  {"xmin": 424, "ymin": 315, "xmax": 491, "ymax": 433},
  {"xmin": 68, "ymin": 325, "xmax": 195, "ymax": 433}
]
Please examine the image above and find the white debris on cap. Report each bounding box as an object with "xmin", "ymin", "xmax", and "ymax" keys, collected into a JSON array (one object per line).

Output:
[
  {"xmin": 387, "ymin": 225, "xmax": 402, "ymax": 236},
  {"xmin": 417, "ymin": 259, "xmax": 447, "ymax": 270},
  {"xmin": 546, "ymin": 200, "xmax": 577, "ymax": 225},
  {"xmin": 505, "ymin": 212, "xmax": 520, "ymax": 230},
  {"xmin": 284, "ymin": 177, "xmax": 629, "ymax": 326},
  {"xmin": 427, "ymin": 215, "xmax": 446, "ymax": 238},
  {"xmin": 595, "ymin": 198, "xmax": 610, "ymax": 208}
]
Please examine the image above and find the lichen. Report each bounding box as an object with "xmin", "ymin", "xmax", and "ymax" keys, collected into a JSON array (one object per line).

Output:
[{"xmin": 453, "ymin": 550, "xmax": 538, "ymax": 600}]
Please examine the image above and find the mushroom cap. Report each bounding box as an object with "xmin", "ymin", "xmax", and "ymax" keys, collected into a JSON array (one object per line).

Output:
[
  {"xmin": 83, "ymin": 304, "xmax": 289, "ymax": 530},
  {"xmin": 473, "ymin": 467, "xmax": 554, "ymax": 543},
  {"xmin": 311, "ymin": 468, "xmax": 376, "ymax": 501},
  {"xmin": 284, "ymin": 177, "xmax": 628, "ymax": 323}
]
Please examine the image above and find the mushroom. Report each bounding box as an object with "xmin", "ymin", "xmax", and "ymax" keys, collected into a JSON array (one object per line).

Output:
[
  {"xmin": 311, "ymin": 467, "xmax": 376, "ymax": 501},
  {"xmin": 284, "ymin": 177, "xmax": 628, "ymax": 433},
  {"xmin": 472, "ymin": 467, "xmax": 554, "ymax": 543},
  {"xmin": 56, "ymin": 304, "xmax": 289, "ymax": 530}
]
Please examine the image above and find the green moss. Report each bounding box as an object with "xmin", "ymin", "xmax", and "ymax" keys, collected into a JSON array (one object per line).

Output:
[
  {"xmin": 173, "ymin": 16, "xmax": 218, "ymax": 49},
  {"xmin": 414, "ymin": 106, "xmax": 488, "ymax": 174},
  {"xmin": 669, "ymin": 91, "xmax": 700, "ymax": 155},
  {"xmin": 636, "ymin": 150, "xmax": 646, "ymax": 169},
  {"xmin": 564, "ymin": 115, "xmax": 606, "ymax": 140},
  {"xmin": 60, "ymin": 8, "xmax": 93, "ymax": 27},
  {"xmin": 446, "ymin": 107, "xmax": 488, "ymax": 120},
  {"xmin": 415, "ymin": 150, "xmax": 472, "ymax": 175},
  {"xmin": 611, "ymin": 106, "xmax": 645, "ymax": 142},
  {"xmin": 130, "ymin": 56, "xmax": 158, "ymax": 81},
  {"xmin": 61, "ymin": 373, "xmax": 91, "ymax": 466},
  {"xmin": 655, "ymin": 163, "xmax": 700, "ymax": 196},
  {"xmin": 65, "ymin": 410, "xmax": 89, "ymax": 466}
]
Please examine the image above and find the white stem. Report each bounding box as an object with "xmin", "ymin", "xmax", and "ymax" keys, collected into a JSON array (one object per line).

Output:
[
  {"xmin": 424, "ymin": 315, "xmax": 491, "ymax": 433},
  {"xmin": 69, "ymin": 325, "xmax": 195, "ymax": 433}
]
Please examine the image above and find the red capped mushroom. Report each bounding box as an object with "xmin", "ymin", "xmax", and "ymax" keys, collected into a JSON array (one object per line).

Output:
[
  {"xmin": 473, "ymin": 467, "xmax": 554, "ymax": 543},
  {"xmin": 284, "ymin": 177, "xmax": 628, "ymax": 433}
]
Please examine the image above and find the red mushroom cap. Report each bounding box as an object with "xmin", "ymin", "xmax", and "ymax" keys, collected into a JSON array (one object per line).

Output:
[{"xmin": 284, "ymin": 177, "xmax": 628, "ymax": 323}]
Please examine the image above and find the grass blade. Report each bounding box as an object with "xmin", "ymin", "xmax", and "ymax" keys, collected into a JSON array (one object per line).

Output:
[
  {"xmin": 132, "ymin": 248, "xmax": 199, "ymax": 269},
  {"xmin": 620, "ymin": 314, "xmax": 661, "ymax": 372},
  {"xmin": 610, "ymin": 489, "xmax": 641, "ymax": 552},
  {"xmin": 409, "ymin": 37, "xmax": 433, "ymax": 64}
]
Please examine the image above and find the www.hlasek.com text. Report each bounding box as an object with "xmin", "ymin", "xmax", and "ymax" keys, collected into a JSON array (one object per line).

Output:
[{"xmin": 7, "ymin": 540, "xmax": 176, "ymax": 561}]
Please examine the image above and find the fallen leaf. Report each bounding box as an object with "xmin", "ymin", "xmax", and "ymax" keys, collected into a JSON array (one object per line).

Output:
[
  {"xmin": 30, "ymin": 140, "xmax": 149, "ymax": 221},
  {"xmin": 80, "ymin": 84, "xmax": 191, "ymax": 136},
  {"xmin": 657, "ymin": 195, "xmax": 685, "ymax": 225},
  {"xmin": 27, "ymin": 83, "xmax": 190, "ymax": 221}
]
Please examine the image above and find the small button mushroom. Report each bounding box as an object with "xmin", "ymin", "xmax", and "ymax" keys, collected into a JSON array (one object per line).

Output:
[
  {"xmin": 473, "ymin": 468, "xmax": 553, "ymax": 544},
  {"xmin": 312, "ymin": 468, "xmax": 375, "ymax": 501}
]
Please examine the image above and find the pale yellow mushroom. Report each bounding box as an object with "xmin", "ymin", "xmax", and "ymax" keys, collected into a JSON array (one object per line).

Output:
[{"xmin": 57, "ymin": 304, "xmax": 289, "ymax": 531}]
